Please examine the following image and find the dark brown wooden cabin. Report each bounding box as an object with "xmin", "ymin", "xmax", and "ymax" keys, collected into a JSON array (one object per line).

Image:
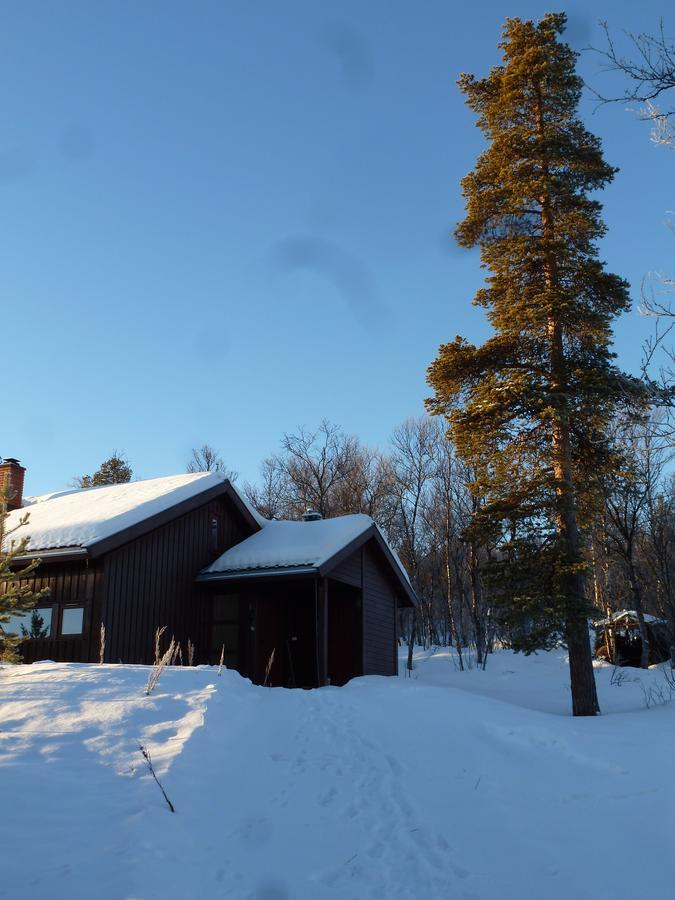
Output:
[
  {"xmin": 6, "ymin": 476, "xmax": 257, "ymax": 665},
  {"xmin": 2, "ymin": 465, "xmax": 416, "ymax": 685},
  {"xmin": 198, "ymin": 523, "xmax": 417, "ymax": 687}
]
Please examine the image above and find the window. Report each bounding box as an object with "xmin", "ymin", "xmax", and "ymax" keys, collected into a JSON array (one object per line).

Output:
[
  {"xmin": 61, "ymin": 607, "xmax": 84, "ymax": 636},
  {"xmin": 3, "ymin": 607, "xmax": 53, "ymax": 639},
  {"xmin": 1, "ymin": 604, "xmax": 87, "ymax": 640}
]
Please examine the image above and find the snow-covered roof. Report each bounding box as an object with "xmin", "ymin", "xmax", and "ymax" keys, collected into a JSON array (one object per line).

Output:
[
  {"xmin": 201, "ymin": 514, "xmax": 413, "ymax": 595},
  {"xmin": 3, "ymin": 469, "xmax": 414, "ymax": 601},
  {"xmin": 3, "ymin": 472, "xmax": 239, "ymax": 553},
  {"xmin": 203, "ymin": 514, "xmax": 373, "ymax": 574},
  {"xmin": 595, "ymin": 610, "xmax": 665, "ymax": 627}
]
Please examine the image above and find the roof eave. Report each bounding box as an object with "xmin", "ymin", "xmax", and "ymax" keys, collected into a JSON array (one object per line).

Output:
[
  {"xmin": 197, "ymin": 566, "xmax": 318, "ymax": 583},
  {"xmin": 12, "ymin": 547, "xmax": 89, "ymax": 565}
]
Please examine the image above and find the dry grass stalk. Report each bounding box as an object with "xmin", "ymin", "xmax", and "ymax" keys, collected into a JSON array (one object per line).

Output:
[
  {"xmin": 263, "ymin": 648, "xmax": 276, "ymax": 687},
  {"xmin": 99, "ymin": 622, "xmax": 106, "ymax": 664},
  {"xmin": 218, "ymin": 644, "xmax": 225, "ymax": 676},
  {"xmin": 153, "ymin": 625, "xmax": 168, "ymax": 665},
  {"xmin": 187, "ymin": 639, "xmax": 195, "ymax": 667},
  {"xmin": 145, "ymin": 636, "xmax": 176, "ymax": 695},
  {"xmin": 173, "ymin": 639, "xmax": 182, "ymax": 665}
]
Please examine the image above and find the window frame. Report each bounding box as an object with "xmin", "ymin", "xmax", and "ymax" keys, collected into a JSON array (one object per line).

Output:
[
  {"xmin": 3, "ymin": 603, "xmax": 57, "ymax": 640},
  {"xmin": 59, "ymin": 605, "xmax": 86, "ymax": 639},
  {"xmin": 3, "ymin": 601, "xmax": 89, "ymax": 642}
]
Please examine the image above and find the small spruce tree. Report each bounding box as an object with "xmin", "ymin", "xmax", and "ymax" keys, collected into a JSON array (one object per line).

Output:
[
  {"xmin": 76, "ymin": 452, "xmax": 132, "ymax": 488},
  {"xmin": 427, "ymin": 13, "xmax": 640, "ymax": 716},
  {"xmin": 0, "ymin": 496, "xmax": 49, "ymax": 662}
]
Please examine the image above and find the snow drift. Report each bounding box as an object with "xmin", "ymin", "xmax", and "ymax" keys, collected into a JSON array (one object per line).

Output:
[{"xmin": 0, "ymin": 649, "xmax": 673, "ymax": 899}]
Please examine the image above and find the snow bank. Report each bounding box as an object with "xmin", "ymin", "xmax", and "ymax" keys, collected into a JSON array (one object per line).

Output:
[{"xmin": 0, "ymin": 649, "xmax": 673, "ymax": 899}]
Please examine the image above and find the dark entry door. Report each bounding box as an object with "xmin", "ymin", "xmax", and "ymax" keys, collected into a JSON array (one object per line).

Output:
[
  {"xmin": 252, "ymin": 584, "xmax": 316, "ymax": 688},
  {"xmin": 328, "ymin": 581, "xmax": 362, "ymax": 686},
  {"xmin": 253, "ymin": 594, "xmax": 284, "ymax": 686},
  {"xmin": 210, "ymin": 594, "xmax": 241, "ymax": 668}
]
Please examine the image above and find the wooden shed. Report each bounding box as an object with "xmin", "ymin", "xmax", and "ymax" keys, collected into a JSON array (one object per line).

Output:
[
  {"xmin": 197, "ymin": 514, "xmax": 417, "ymax": 687},
  {"xmin": 594, "ymin": 610, "xmax": 671, "ymax": 667},
  {"xmin": 2, "ymin": 466, "xmax": 416, "ymax": 685}
]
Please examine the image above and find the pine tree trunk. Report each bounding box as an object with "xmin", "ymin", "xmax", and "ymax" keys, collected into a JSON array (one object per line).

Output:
[
  {"xmin": 549, "ymin": 366, "xmax": 599, "ymax": 714},
  {"xmin": 567, "ymin": 613, "xmax": 600, "ymax": 716},
  {"xmin": 549, "ymin": 329, "xmax": 600, "ymax": 713},
  {"xmin": 536, "ymin": 77, "xmax": 599, "ymax": 716}
]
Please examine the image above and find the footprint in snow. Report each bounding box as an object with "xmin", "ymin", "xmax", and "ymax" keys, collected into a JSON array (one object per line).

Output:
[{"xmin": 234, "ymin": 816, "xmax": 273, "ymax": 849}]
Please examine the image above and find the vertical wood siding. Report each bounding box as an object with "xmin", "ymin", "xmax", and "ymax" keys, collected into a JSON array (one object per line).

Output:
[
  {"xmin": 102, "ymin": 496, "xmax": 250, "ymax": 664},
  {"xmin": 7, "ymin": 493, "xmax": 252, "ymax": 665},
  {"xmin": 362, "ymin": 542, "xmax": 398, "ymax": 676},
  {"xmin": 329, "ymin": 553, "xmax": 362, "ymax": 587}
]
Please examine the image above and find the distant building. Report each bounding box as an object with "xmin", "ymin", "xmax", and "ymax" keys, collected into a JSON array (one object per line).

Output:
[{"xmin": 594, "ymin": 610, "xmax": 671, "ymax": 667}]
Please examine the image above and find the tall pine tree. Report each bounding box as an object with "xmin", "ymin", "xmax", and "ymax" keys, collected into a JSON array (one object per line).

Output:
[{"xmin": 427, "ymin": 13, "xmax": 637, "ymax": 716}]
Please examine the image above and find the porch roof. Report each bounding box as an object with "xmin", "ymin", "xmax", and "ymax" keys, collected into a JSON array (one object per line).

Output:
[{"xmin": 198, "ymin": 514, "xmax": 417, "ymax": 605}]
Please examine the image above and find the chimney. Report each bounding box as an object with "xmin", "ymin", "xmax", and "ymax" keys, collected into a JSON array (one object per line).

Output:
[
  {"xmin": 0, "ymin": 458, "xmax": 26, "ymax": 511},
  {"xmin": 302, "ymin": 508, "xmax": 322, "ymax": 522}
]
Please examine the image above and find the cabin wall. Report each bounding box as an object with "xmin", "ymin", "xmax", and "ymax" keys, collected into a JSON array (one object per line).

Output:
[
  {"xmin": 10, "ymin": 560, "xmax": 104, "ymax": 663},
  {"xmin": 102, "ymin": 496, "xmax": 251, "ymax": 664},
  {"xmin": 330, "ymin": 553, "xmax": 362, "ymax": 588},
  {"xmin": 362, "ymin": 543, "xmax": 399, "ymax": 676}
]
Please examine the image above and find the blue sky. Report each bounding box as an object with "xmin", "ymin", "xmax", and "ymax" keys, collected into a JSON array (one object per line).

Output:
[{"xmin": 4, "ymin": 0, "xmax": 673, "ymax": 495}]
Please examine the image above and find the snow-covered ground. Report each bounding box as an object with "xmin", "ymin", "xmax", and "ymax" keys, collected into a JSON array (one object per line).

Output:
[{"xmin": 1, "ymin": 648, "xmax": 673, "ymax": 900}]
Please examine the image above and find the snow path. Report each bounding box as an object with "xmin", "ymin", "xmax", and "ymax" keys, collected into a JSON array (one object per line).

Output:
[
  {"xmin": 1, "ymin": 651, "xmax": 674, "ymax": 899},
  {"xmin": 275, "ymin": 689, "xmax": 462, "ymax": 898}
]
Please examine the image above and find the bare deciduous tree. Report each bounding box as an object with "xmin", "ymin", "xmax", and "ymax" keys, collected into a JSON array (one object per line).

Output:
[
  {"xmin": 591, "ymin": 21, "xmax": 675, "ymax": 136},
  {"xmin": 281, "ymin": 420, "xmax": 360, "ymax": 518},
  {"xmin": 187, "ymin": 444, "xmax": 237, "ymax": 481},
  {"xmin": 244, "ymin": 420, "xmax": 386, "ymax": 522},
  {"xmin": 591, "ymin": 20, "xmax": 675, "ymax": 437}
]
